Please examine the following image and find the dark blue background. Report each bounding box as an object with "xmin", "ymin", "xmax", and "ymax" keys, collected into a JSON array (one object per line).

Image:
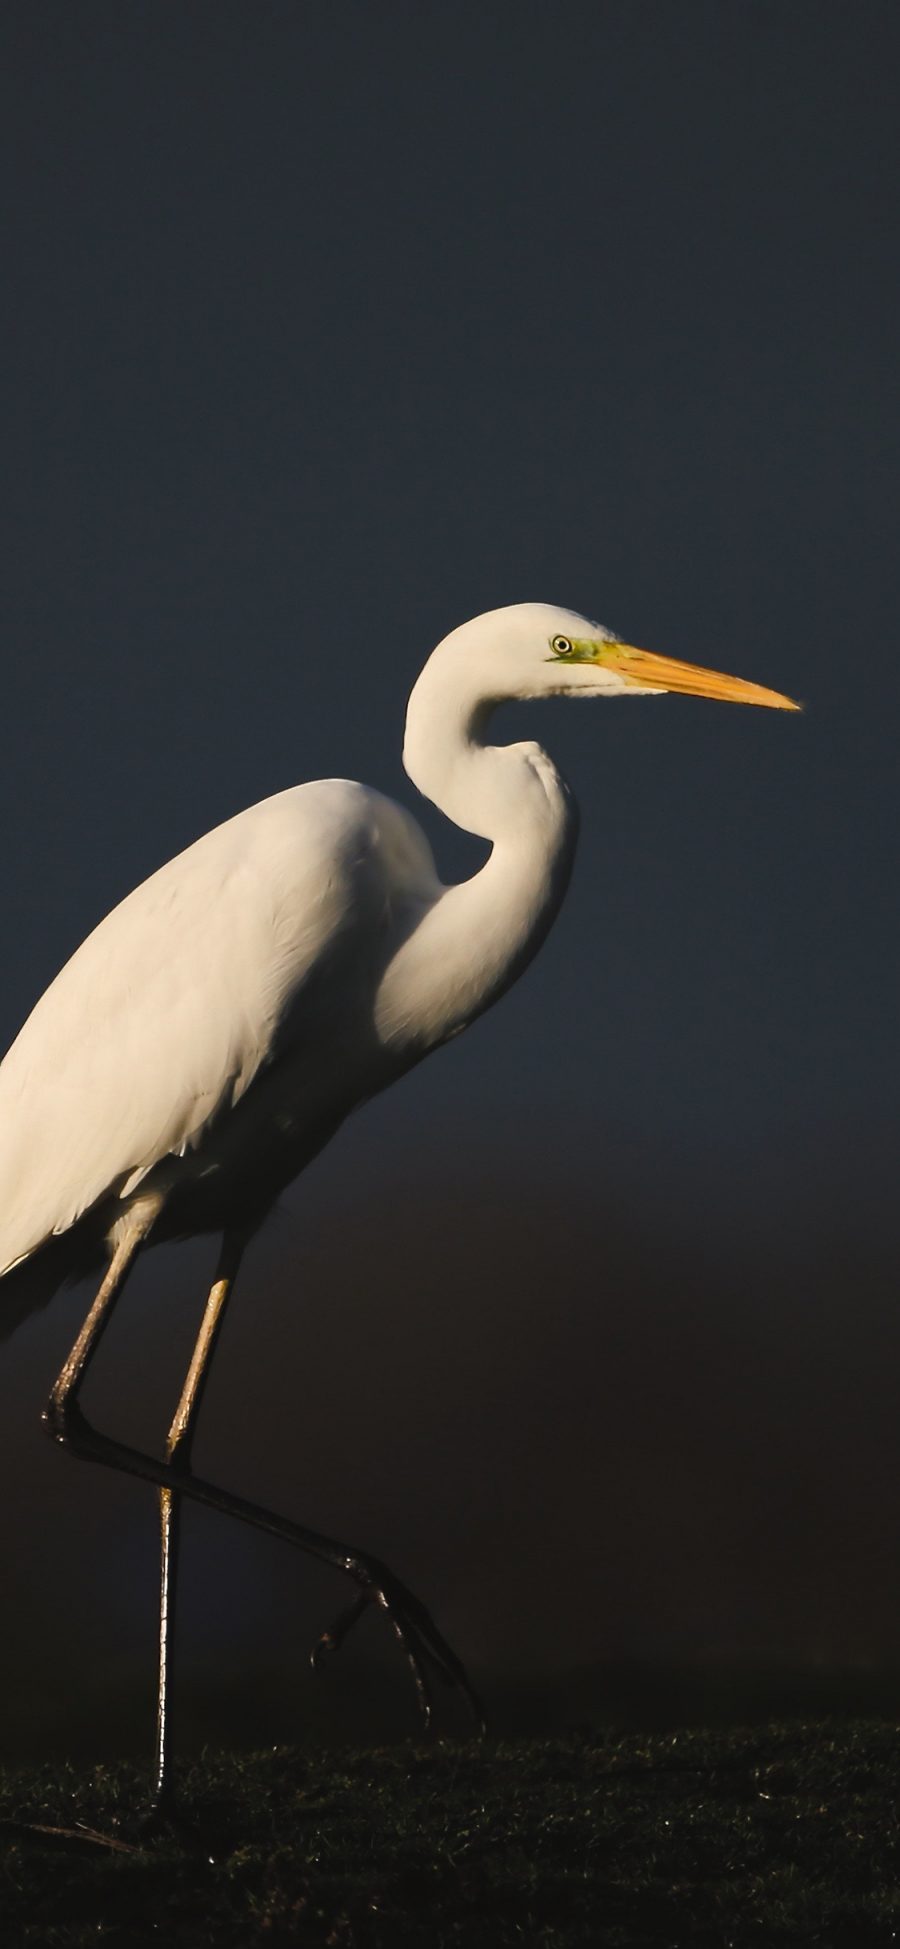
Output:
[{"xmin": 0, "ymin": 1, "xmax": 897, "ymax": 1758}]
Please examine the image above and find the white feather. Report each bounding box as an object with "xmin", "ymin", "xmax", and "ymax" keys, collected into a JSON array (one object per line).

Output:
[
  {"xmin": 0, "ymin": 601, "xmax": 787, "ymax": 1312},
  {"xmin": 0, "ymin": 777, "xmax": 438, "ymax": 1276}
]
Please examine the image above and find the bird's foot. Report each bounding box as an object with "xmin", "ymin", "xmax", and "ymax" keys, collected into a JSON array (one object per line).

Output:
[{"xmin": 310, "ymin": 1552, "xmax": 486, "ymax": 1738}]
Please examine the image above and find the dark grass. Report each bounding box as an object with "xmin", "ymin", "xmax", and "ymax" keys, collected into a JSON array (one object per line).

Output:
[{"xmin": 2, "ymin": 1722, "xmax": 900, "ymax": 1945}]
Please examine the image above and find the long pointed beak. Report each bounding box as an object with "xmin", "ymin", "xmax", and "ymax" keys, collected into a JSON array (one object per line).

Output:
[{"xmin": 597, "ymin": 642, "xmax": 801, "ymax": 711}]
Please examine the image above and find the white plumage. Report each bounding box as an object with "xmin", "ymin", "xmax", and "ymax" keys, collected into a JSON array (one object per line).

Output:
[
  {"xmin": 0, "ymin": 777, "xmax": 439, "ymax": 1276},
  {"xmin": 0, "ymin": 601, "xmax": 797, "ymax": 1810},
  {"xmin": 0, "ymin": 600, "xmax": 798, "ymax": 1304}
]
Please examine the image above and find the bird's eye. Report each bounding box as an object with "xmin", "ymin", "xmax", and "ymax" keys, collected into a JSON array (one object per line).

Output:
[{"xmin": 551, "ymin": 635, "xmax": 573, "ymax": 656}]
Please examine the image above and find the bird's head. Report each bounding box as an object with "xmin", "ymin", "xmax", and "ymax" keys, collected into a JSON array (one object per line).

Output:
[{"xmin": 442, "ymin": 602, "xmax": 801, "ymax": 711}]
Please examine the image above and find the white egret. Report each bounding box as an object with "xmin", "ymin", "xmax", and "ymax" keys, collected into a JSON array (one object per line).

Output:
[{"xmin": 0, "ymin": 603, "xmax": 797, "ymax": 1817}]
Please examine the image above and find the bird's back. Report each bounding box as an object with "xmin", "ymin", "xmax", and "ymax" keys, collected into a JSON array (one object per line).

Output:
[{"xmin": 0, "ymin": 778, "xmax": 439, "ymax": 1296}]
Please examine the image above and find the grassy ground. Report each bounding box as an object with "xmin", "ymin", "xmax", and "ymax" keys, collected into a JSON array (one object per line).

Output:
[{"xmin": 2, "ymin": 1721, "xmax": 900, "ymax": 1945}]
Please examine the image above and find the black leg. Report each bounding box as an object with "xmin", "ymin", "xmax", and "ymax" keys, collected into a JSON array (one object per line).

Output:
[
  {"xmin": 151, "ymin": 1233, "xmax": 245, "ymax": 1821},
  {"xmin": 43, "ymin": 1230, "xmax": 485, "ymax": 1759},
  {"xmin": 44, "ymin": 1199, "xmax": 160, "ymax": 1426}
]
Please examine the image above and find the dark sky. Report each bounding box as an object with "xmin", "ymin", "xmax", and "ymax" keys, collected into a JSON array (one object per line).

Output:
[{"xmin": 0, "ymin": 1, "xmax": 898, "ymax": 1760}]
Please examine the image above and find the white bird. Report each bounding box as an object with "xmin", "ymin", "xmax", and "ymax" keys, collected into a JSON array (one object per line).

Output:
[{"xmin": 0, "ymin": 602, "xmax": 797, "ymax": 1821}]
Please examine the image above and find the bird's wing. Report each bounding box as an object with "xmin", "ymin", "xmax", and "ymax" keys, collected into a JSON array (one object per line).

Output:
[{"xmin": 0, "ymin": 779, "xmax": 428, "ymax": 1275}]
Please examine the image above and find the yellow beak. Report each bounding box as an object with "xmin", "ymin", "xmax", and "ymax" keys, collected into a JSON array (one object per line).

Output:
[{"xmin": 595, "ymin": 642, "xmax": 801, "ymax": 711}]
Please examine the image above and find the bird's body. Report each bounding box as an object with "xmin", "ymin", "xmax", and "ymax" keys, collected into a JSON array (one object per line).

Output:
[
  {"xmin": 0, "ymin": 777, "xmax": 441, "ymax": 1277},
  {"xmin": 0, "ymin": 604, "xmax": 586, "ymax": 1307},
  {"xmin": 0, "ymin": 601, "xmax": 797, "ymax": 1816}
]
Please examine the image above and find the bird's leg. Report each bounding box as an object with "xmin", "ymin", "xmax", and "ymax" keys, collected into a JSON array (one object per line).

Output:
[
  {"xmin": 150, "ymin": 1234, "xmax": 245, "ymax": 1826},
  {"xmin": 43, "ymin": 1201, "xmax": 159, "ymax": 1444},
  {"xmin": 44, "ymin": 1251, "xmax": 485, "ymax": 1743}
]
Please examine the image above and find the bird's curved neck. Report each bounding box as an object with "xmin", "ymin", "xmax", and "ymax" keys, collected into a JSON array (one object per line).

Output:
[
  {"xmin": 403, "ymin": 656, "xmax": 572, "ymax": 848},
  {"xmin": 380, "ymin": 653, "xmax": 579, "ymax": 1053}
]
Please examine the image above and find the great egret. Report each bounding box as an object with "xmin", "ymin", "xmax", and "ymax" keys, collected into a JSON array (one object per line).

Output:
[{"xmin": 0, "ymin": 602, "xmax": 797, "ymax": 1817}]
